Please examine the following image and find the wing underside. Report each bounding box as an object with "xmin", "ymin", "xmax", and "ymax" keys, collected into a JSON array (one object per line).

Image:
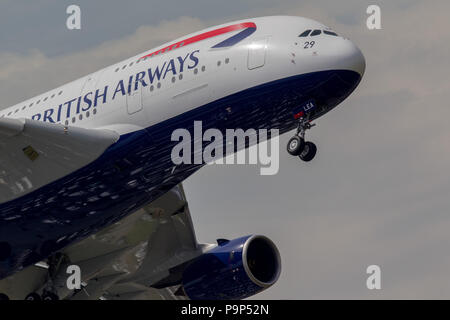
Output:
[
  {"xmin": 0, "ymin": 183, "xmax": 207, "ymax": 300},
  {"xmin": 0, "ymin": 118, "xmax": 119, "ymax": 204}
]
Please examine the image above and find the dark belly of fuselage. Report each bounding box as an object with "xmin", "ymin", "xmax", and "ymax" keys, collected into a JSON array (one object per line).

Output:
[{"xmin": 0, "ymin": 69, "xmax": 361, "ymax": 279}]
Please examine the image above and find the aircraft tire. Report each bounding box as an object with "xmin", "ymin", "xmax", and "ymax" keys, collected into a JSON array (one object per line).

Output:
[
  {"xmin": 25, "ymin": 292, "xmax": 41, "ymax": 301},
  {"xmin": 287, "ymin": 136, "xmax": 305, "ymax": 156},
  {"xmin": 42, "ymin": 292, "xmax": 59, "ymax": 301},
  {"xmin": 299, "ymin": 142, "xmax": 317, "ymax": 162}
]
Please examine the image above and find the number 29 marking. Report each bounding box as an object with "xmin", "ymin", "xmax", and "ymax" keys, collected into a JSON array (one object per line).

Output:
[{"xmin": 304, "ymin": 41, "xmax": 315, "ymax": 49}]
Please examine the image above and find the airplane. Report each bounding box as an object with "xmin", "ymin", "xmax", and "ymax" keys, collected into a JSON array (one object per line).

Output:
[{"xmin": 0, "ymin": 15, "xmax": 365, "ymax": 300}]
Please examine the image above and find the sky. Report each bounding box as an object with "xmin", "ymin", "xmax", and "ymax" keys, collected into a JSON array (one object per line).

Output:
[{"xmin": 1, "ymin": 0, "xmax": 450, "ymax": 299}]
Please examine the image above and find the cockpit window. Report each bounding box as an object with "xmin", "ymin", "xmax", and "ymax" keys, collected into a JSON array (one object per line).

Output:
[
  {"xmin": 299, "ymin": 30, "xmax": 312, "ymax": 37},
  {"xmin": 299, "ymin": 29, "xmax": 339, "ymax": 38},
  {"xmin": 324, "ymin": 30, "xmax": 338, "ymax": 36}
]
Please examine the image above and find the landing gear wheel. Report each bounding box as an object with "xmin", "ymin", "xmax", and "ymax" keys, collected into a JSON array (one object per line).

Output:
[
  {"xmin": 299, "ymin": 142, "xmax": 317, "ymax": 162},
  {"xmin": 287, "ymin": 136, "xmax": 305, "ymax": 156},
  {"xmin": 0, "ymin": 293, "xmax": 9, "ymax": 301},
  {"xmin": 25, "ymin": 292, "xmax": 41, "ymax": 301},
  {"xmin": 288, "ymin": 116, "xmax": 317, "ymax": 160},
  {"xmin": 42, "ymin": 292, "xmax": 59, "ymax": 301}
]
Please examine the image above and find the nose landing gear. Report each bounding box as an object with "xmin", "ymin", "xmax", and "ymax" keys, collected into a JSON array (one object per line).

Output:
[{"xmin": 286, "ymin": 117, "xmax": 317, "ymax": 162}]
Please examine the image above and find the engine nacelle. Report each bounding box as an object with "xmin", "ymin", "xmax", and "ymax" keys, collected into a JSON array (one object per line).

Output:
[{"xmin": 182, "ymin": 235, "xmax": 281, "ymax": 300}]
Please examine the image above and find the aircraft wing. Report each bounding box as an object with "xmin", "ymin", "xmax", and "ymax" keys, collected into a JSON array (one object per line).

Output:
[
  {"xmin": 0, "ymin": 118, "xmax": 119, "ymax": 203},
  {"xmin": 0, "ymin": 183, "xmax": 210, "ymax": 300}
]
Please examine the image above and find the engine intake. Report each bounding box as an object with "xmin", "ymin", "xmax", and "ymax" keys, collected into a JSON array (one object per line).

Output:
[{"xmin": 182, "ymin": 235, "xmax": 281, "ymax": 300}]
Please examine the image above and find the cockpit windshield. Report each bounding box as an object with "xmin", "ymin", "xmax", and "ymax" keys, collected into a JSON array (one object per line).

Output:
[
  {"xmin": 299, "ymin": 30, "xmax": 312, "ymax": 37},
  {"xmin": 299, "ymin": 29, "xmax": 339, "ymax": 37},
  {"xmin": 323, "ymin": 30, "xmax": 338, "ymax": 36}
]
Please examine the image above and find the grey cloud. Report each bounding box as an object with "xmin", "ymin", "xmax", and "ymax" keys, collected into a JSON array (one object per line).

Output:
[{"xmin": 0, "ymin": 16, "xmax": 206, "ymax": 107}]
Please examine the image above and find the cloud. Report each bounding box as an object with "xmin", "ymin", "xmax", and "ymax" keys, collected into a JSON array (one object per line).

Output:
[{"xmin": 0, "ymin": 16, "xmax": 206, "ymax": 107}]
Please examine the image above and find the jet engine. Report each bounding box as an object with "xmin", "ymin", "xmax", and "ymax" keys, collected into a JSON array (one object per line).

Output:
[{"xmin": 182, "ymin": 235, "xmax": 281, "ymax": 300}]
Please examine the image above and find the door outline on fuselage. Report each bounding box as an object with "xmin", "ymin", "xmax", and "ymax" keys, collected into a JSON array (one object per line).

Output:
[
  {"xmin": 247, "ymin": 38, "xmax": 268, "ymax": 70},
  {"xmin": 81, "ymin": 70, "xmax": 105, "ymax": 104},
  {"xmin": 127, "ymin": 85, "xmax": 143, "ymax": 115}
]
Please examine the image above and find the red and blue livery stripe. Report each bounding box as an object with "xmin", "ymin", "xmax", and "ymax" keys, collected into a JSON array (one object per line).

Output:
[{"xmin": 140, "ymin": 22, "xmax": 256, "ymax": 60}]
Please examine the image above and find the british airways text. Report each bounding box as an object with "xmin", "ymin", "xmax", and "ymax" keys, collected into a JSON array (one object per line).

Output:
[{"xmin": 31, "ymin": 50, "xmax": 200, "ymax": 122}]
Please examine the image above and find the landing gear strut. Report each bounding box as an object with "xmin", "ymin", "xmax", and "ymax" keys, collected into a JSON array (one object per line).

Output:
[
  {"xmin": 286, "ymin": 117, "xmax": 317, "ymax": 162},
  {"xmin": 22, "ymin": 253, "xmax": 67, "ymax": 301}
]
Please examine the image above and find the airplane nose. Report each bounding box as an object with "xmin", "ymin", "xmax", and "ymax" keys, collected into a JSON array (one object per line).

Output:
[{"xmin": 337, "ymin": 40, "xmax": 366, "ymax": 77}]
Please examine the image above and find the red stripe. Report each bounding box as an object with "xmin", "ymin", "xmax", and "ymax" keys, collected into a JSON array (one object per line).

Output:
[{"xmin": 140, "ymin": 22, "xmax": 256, "ymax": 60}]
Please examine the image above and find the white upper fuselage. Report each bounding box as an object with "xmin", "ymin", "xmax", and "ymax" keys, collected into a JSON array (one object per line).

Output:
[{"xmin": 0, "ymin": 16, "xmax": 365, "ymax": 135}]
